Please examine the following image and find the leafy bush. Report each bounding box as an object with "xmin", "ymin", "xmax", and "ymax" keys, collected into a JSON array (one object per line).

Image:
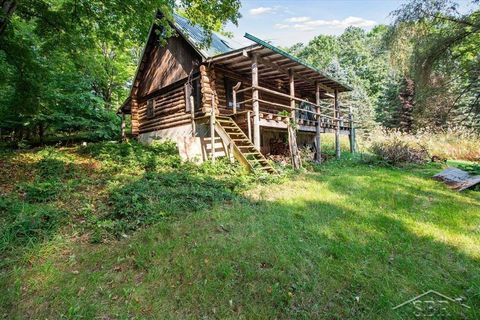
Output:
[
  {"xmin": 371, "ymin": 137, "xmax": 429, "ymax": 165},
  {"xmin": 78, "ymin": 142, "xmax": 256, "ymax": 238},
  {"xmin": 79, "ymin": 140, "xmax": 181, "ymax": 172},
  {"xmin": 1, "ymin": 141, "xmax": 269, "ymax": 243}
]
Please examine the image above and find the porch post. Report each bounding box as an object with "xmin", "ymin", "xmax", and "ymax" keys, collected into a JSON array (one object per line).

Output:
[
  {"xmin": 349, "ymin": 106, "xmax": 356, "ymax": 153},
  {"xmin": 247, "ymin": 111, "xmax": 252, "ymax": 141},
  {"xmin": 289, "ymin": 70, "xmax": 301, "ymax": 169},
  {"xmin": 210, "ymin": 95, "xmax": 216, "ymax": 162},
  {"xmin": 232, "ymin": 82, "xmax": 241, "ymax": 115},
  {"xmin": 232, "ymin": 87, "xmax": 237, "ymax": 115},
  {"xmin": 315, "ymin": 82, "xmax": 322, "ymax": 163},
  {"xmin": 290, "ymin": 69, "xmax": 295, "ymax": 120},
  {"xmin": 251, "ymin": 54, "xmax": 260, "ymax": 149},
  {"xmin": 334, "ymin": 89, "xmax": 341, "ymax": 159},
  {"xmin": 190, "ymin": 96, "xmax": 196, "ymax": 137}
]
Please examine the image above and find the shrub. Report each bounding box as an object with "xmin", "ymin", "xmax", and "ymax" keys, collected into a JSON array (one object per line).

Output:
[
  {"xmin": 35, "ymin": 158, "xmax": 68, "ymax": 179},
  {"xmin": 78, "ymin": 140, "xmax": 181, "ymax": 172},
  {"xmin": 370, "ymin": 137, "xmax": 429, "ymax": 165}
]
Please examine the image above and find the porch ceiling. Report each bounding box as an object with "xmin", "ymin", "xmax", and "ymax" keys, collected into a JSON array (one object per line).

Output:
[{"xmin": 206, "ymin": 33, "xmax": 352, "ymax": 96}]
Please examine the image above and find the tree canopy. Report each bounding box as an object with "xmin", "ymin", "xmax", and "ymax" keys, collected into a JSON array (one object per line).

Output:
[
  {"xmin": 0, "ymin": 0, "xmax": 241, "ymax": 144},
  {"xmin": 0, "ymin": 0, "xmax": 478, "ymax": 145}
]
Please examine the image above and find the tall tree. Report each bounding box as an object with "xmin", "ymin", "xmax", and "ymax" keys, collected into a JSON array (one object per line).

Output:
[
  {"xmin": 389, "ymin": 0, "xmax": 480, "ymax": 130},
  {"xmin": 0, "ymin": 0, "xmax": 241, "ymax": 143},
  {"xmin": 287, "ymin": 26, "xmax": 393, "ymax": 132}
]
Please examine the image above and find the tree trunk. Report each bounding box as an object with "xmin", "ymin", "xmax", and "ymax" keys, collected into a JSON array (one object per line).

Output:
[
  {"xmin": 0, "ymin": 0, "xmax": 17, "ymax": 35},
  {"xmin": 38, "ymin": 122, "xmax": 45, "ymax": 144}
]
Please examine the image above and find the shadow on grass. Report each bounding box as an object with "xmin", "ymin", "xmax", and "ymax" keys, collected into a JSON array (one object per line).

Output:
[{"xmin": 305, "ymin": 164, "xmax": 480, "ymax": 236}]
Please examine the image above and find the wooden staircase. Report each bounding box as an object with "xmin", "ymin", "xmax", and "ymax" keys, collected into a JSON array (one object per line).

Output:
[{"xmin": 213, "ymin": 116, "xmax": 276, "ymax": 174}]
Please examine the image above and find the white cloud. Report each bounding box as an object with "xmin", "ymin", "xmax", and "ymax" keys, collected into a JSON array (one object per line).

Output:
[
  {"xmin": 293, "ymin": 24, "xmax": 315, "ymax": 31},
  {"xmin": 285, "ymin": 16, "xmax": 311, "ymax": 23},
  {"xmin": 274, "ymin": 23, "xmax": 290, "ymax": 30},
  {"xmin": 249, "ymin": 7, "xmax": 275, "ymax": 16},
  {"xmin": 341, "ymin": 16, "xmax": 377, "ymax": 27},
  {"xmin": 291, "ymin": 16, "xmax": 377, "ymax": 32}
]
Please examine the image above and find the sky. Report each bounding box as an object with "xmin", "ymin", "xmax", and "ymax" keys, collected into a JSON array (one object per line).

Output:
[{"xmin": 224, "ymin": 0, "xmax": 407, "ymax": 48}]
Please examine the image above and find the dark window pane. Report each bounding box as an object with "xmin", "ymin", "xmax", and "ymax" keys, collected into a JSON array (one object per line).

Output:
[
  {"xmin": 224, "ymin": 77, "xmax": 244, "ymax": 109},
  {"xmin": 146, "ymin": 99, "xmax": 155, "ymax": 118}
]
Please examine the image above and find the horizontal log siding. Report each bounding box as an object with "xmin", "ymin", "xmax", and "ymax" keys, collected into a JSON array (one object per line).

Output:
[
  {"xmin": 138, "ymin": 85, "xmax": 190, "ymax": 134},
  {"xmin": 200, "ymin": 65, "xmax": 219, "ymax": 113}
]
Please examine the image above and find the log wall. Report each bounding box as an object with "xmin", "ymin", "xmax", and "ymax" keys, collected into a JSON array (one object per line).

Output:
[
  {"xmin": 131, "ymin": 28, "xmax": 202, "ymax": 136},
  {"xmin": 138, "ymin": 83, "xmax": 191, "ymax": 134},
  {"xmin": 200, "ymin": 65, "xmax": 219, "ymax": 113}
]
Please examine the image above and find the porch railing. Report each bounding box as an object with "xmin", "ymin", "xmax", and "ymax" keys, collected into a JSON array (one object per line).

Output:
[{"xmin": 232, "ymin": 85, "xmax": 354, "ymax": 129}]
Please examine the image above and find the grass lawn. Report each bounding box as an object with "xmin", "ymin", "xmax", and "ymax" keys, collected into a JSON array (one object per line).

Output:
[{"xmin": 1, "ymin": 142, "xmax": 479, "ymax": 319}]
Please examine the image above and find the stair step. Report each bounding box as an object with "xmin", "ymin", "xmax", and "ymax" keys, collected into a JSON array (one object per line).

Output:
[
  {"xmin": 249, "ymin": 159, "xmax": 268, "ymax": 163},
  {"xmin": 256, "ymin": 166, "xmax": 275, "ymax": 171}
]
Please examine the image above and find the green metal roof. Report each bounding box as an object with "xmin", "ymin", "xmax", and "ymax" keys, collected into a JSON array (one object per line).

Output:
[
  {"xmin": 244, "ymin": 33, "xmax": 353, "ymax": 91},
  {"xmin": 173, "ymin": 13, "xmax": 236, "ymax": 59}
]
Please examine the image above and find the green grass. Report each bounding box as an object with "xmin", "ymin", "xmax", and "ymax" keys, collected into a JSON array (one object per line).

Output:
[{"xmin": 0, "ymin": 142, "xmax": 479, "ymax": 319}]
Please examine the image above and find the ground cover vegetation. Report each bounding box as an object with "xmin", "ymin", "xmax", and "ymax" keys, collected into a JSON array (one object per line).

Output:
[{"xmin": 0, "ymin": 140, "xmax": 479, "ymax": 319}]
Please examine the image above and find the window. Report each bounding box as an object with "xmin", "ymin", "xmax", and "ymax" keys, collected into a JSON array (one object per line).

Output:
[
  {"xmin": 146, "ymin": 98, "xmax": 155, "ymax": 118},
  {"xmin": 224, "ymin": 77, "xmax": 244, "ymax": 109},
  {"xmin": 185, "ymin": 78, "xmax": 201, "ymax": 112}
]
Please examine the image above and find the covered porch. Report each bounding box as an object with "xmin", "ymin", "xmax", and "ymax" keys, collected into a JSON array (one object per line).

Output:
[{"xmin": 206, "ymin": 33, "xmax": 356, "ymax": 162}]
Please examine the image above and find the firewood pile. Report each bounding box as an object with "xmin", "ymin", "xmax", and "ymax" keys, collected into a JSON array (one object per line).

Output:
[{"xmin": 269, "ymin": 138, "xmax": 289, "ymax": 156}]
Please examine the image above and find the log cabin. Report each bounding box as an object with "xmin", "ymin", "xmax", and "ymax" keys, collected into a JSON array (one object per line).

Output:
[{"xmin": 119, "ymin": 12, "xmax": 355, "ymax": 173}]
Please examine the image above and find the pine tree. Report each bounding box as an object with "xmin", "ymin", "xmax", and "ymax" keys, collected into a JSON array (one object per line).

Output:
[{"xmin": 397, "ymin": 77, "xmax": 415, "ymax": 132}]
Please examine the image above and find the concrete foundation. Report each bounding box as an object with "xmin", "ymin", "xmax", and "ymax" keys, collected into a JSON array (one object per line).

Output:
[{"xmin": 137, "ymin": 122, "xmax": 227, "ymax": 163}]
